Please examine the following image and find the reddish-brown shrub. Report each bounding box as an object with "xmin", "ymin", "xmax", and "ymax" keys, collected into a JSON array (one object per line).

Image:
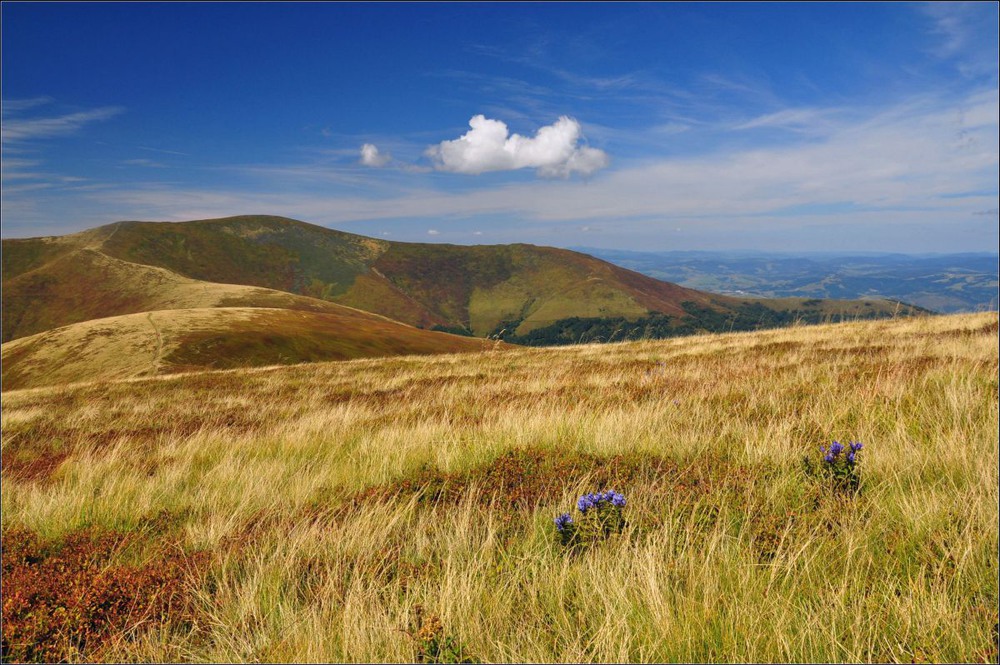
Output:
[
  {"xmin": 1, "ymin": 527, "xmax": 206, "ymax": 663},
  {"xmin": 336, "ymin": 447, "xmax": 701, "ymax": 515}
]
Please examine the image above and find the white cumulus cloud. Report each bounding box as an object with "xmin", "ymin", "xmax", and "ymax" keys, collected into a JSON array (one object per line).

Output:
[
  {"xmin": 425, "ymin": 114, "xmax": 609, "ymax": 177},
  {"xmin": 359, "ymin": 143, "xmax": 391, "ymax": 167}
]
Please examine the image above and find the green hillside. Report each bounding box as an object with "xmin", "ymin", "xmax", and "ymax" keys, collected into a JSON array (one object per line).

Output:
[
  {"xmin": 97, "ymin": 216, "xmax": 925, "ymax": 335},
  {"xmin": 93, "ymin": 215, "xmax": 722, "ymax": 334},
  {"xmin": 1, "ymin": 239, "xmax": 410, "ymax": 343},
  {"xmin": 2, "ymin": 215, "xmax": 928, "ymax": 345}
]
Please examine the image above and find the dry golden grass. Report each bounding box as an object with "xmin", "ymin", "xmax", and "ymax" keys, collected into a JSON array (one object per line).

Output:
[
  {"xmin": 1, "ymin": 305, "xmax": 489, "ymax": 391},
  {"xmin": 2, "ymin": 312, "xmax": 997, "ymax": 662}
]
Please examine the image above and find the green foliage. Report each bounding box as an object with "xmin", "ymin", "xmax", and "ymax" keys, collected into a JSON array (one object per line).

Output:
[
  {"xmin": 1, "ymin": 238, "xmax": 73, "ymax": 283},
  {"xmin": 680, "ymin": 301, "xmax": 800, "ymax": 330},
  {"xmin": 503, "ymin": 299, "xmax": 921, "ymax": 347},
  {"xmin": 505, "ymin": 313, "xmax": 677, "ymax": 345},
  {"xmin": 102, "ymin": 216, "xmax": 381, "ymax": 299},
  {"xmin": 374, "ymin": 243, "xmax": 516, "ymax": 327},
  {"xmin": 4, "ymin": 216, "xmax": 931, "ymax": 350}
]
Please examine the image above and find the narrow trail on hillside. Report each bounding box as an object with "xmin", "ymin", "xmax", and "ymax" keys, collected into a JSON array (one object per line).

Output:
[
  {"xmin": 88, "ymin": 221, "xmax": 120, "ymax": 250},
  {"xmin": 144, "ymin": 311, "xmax": 165, "ymax": 376}
]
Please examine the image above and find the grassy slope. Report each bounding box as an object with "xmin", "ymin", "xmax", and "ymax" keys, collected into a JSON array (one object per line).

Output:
[
  {"xmin": 2, "ymin": 312, "xmax": 996, "ymax": 663},
  {"xmin": 3, "ymin": 216, "xmax": 922, "ymax": 344},
  {"xmin": 2, "ymin": 224, "xmax": 433, "ymax": 343},
  {"xmin": 1, "ymin": 306, "xmax": 489, "ymax": 391},
  {"xmin": 98, "ymin": 216, "xmax": 386, "ymax": 297},
  {"xmin": 80, "ymin": 215, "xmax": 918, "ymax": 336},
  {"xmin": 1, "ymin": 234, "xmax": 81, "ymax": 282},
  {"xmin": 93, "ymin": 215, "xmax": 721, "ymax": 334}
]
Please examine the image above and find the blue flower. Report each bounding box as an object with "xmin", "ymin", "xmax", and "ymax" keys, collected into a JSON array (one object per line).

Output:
[
  {"xmin": 823, "ymin": 441, "xmax": 846, "ymax": 464},
  {"xmin": 611, "ymin": 492, "xmax": 626, "ymax": 508},
  {"xmin": 847, "ymin": 452, "xmax": 856, "ymax": 464},
  {"xmin": 554, "ymin": 513, "xmax": 574, "ymax": 532},
  {"xmin": 577, "ymin": 495, "xmax": 594, "ymax": 513},
  {"xmin": 850, "ymin": 441, "xmax": 863, "ymax": 452}
]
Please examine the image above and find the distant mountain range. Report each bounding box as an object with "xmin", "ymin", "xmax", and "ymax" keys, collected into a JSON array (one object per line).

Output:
[
  {"xmin": 2, "ymin": 216, "xmax": 929, "ymax": 389},
  {"xmin": 572, "ymin": 248, "xmax": 999, "ymax": 314}
]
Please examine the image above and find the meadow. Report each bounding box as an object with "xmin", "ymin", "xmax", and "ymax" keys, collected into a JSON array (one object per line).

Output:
[{"xmin": 2, "ymin": 312, "xmax": 997, "ymax": 663}]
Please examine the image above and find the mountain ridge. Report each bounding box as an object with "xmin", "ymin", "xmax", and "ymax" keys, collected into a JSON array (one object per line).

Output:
[{"xmin": 2, "ymin": 215, "xmax": 928, "ymax": 350}]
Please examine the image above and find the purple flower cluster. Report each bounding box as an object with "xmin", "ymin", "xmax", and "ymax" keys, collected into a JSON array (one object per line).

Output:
[
  {"xmin": 808, "ymin": 439, "xmax": 865, "ymax": 495},
  {"xmin": 821, "ymin": 440, "xmax": 863, "ymax": 465},
  {"xmin": 555, "ymin": 489, "xmax": 628, "ymax": 547},
  {"xmin": 554, "ymin": 513, "xmax": 574, "ymax": 532},
  {"xmin": 576, "ymin": 489, "xmax": 626, "ymax": 513}
]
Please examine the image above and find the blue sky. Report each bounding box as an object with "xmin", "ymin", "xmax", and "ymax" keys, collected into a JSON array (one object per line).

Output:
[{"xmin": 2, "ymin": 2, "xmax": 998, "ymax": 252}]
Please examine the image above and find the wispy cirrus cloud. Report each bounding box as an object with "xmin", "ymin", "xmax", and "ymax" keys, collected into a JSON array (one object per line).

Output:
[
  {"xmin": 2, "ymin": 100, "xmax": 125, "ymax": 221},
  {"xmin": 5, "ymin": 86, "xmax": 995, "ymax": 253},
  {"xmin": 137, "ymin": 145, "xmax": 190, "ymax": 157},
  {"xmin": 1, "ymin": 96, "xmax": 55, "ymax": 115},
  {"xmin": 1, "ymin": 105, "xmax": 123, "ymax": 145},
  {"xmin": 919, "ymin": 2, "xmax": 999, "ymax": 79},
  {"xmin": 122, "ymin": 158, "xmax": 167, "ymax": 169},
  {"xmin": 1, "ymin": 157, "xmax": 44, "ymax": 180},
  {"xmin": 731, "ymin": 107, "xmax": 845, "ymax": 134},
  {"xmin": 922, "ymin": 2, "xmax": 976, "ymax": 57},
  {"xmin": 58, "ymin": 88, "xmax": 994, "ymax": 249}
]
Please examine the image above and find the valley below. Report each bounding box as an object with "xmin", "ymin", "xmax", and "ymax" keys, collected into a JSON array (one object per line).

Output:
[{"xmin": 579, "ymin": 248, "xmax": 999, "ymax": 314}]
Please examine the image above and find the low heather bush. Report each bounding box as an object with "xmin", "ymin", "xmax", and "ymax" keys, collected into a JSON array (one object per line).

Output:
[{"xmin": 1, "ymin": 527, "xmax": 205, "ymax": 663}]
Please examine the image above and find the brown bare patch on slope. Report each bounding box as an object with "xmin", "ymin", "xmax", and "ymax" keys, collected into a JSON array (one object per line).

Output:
[{"xmin": 0, "ymin": 448, "xmax": 70, "ymax": 484}]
